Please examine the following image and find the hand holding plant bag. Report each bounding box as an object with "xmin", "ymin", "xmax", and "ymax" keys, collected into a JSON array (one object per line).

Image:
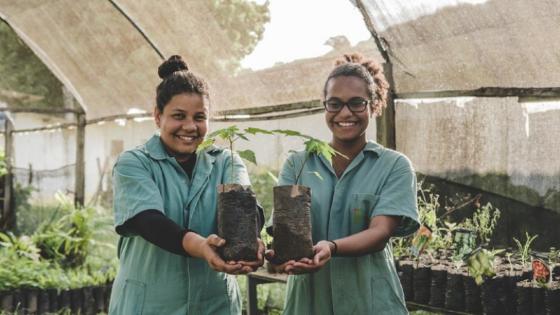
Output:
[
  {"xmin": 198, "ymin": 126, "xmax": 270, "ymax": 262},
  {"xmin": 269, "ymin": 130, "xmax": 344, "ymax": 266}
]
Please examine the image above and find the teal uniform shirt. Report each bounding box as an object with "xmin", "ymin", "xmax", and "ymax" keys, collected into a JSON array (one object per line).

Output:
[
  {"xmin": 109, "ymin": 134, "xmax": 249, "ymax": 315},
  {"xmin": 278, "ymin": 140, "xmax": 419, "ymax": 315}
]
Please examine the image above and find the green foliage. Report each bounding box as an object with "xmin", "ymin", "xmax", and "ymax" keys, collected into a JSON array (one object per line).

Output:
[
  {"xmin": 208, "ymin": 0, "xmax": 270, "ymax": 72},
  {"xmin": 548, "ymin": 247, "xmax": 560, "ymax": 266},
  {"xmin": 0, "ymin": 193, "xmax": 117, "ymax": 291},
  {"xmin": 13, "ymin": 183, "xmax": 36, "ymax": 233},
  {"xmin": 513, "ymin": 232, "xmax": 538, "ymax": 267},
  {"xmin": 0, "ymin": 21, "xmax": 63, "ymax": 109},
  {"xmin": 0, "ymin": 150, "xmax": 7, "ymax": 177},
  {"xmin": 32, "ymin": 193, "xmax": 94, "ymax": 268},
  {"xmin": 417, "ymin": 185, "xmax": 439, "ymax": 232},
  {"xmin": 198, "ymin": 125, "xmax": 274, "ymax": 182},
  {"xmin": 0, "ymin": 232, "xmax": 41, "ymax": 261},
  {"xmin": 273, "ymin": 129, "xmax": 344, "ymax": 184},
  {"xmin": 249, "ymin": 167, "xmax": 277, "ymax": 221},
  {"xmin": 237, "ymin": 275, "xmax": 285, "ymax": 314},
  {"xmin": 463, "ymin": 203, "xmax": 501, "ymax": 245},
  {"xmin": 451, "ymin": 228, "xmax": 477, "ymax": 268},
  {"xmin": 467, "ymin": 248, "xmax": 504, "ymax": 285}
]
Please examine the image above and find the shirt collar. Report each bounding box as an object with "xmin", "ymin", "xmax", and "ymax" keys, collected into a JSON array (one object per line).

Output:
[{"xmin": 363, "ymin": 140, "xmax": 384, "ymax": 156}]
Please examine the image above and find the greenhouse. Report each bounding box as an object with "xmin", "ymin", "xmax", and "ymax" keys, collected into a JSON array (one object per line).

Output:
[{"xmin": 0, "ymin": 0, "xmax": 559, "ymax": 314}]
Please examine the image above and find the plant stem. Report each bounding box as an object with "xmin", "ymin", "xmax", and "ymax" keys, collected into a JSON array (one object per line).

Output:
[
  {"xmin": 229, "ymin": 139, "xmax": 234, "ymax": 184},
  {"xmin": 294, "ymin": 153, "xmax": 310, "ymax": 185}
]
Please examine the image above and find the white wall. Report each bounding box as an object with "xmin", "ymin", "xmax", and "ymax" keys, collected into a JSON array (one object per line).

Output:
[{"xmin": 7, "ymin": 111, "xmax": 377, "ymax": 203}]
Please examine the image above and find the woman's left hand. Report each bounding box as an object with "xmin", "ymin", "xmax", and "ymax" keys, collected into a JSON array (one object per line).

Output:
[{"xmin": 285, "ymin": 240, "xmax": 332, "ymax": 274}]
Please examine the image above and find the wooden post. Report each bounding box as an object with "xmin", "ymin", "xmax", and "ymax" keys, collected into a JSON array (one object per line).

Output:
[
  {"xmin": 376, "ymin": 63, "xmax": 396, "ymax": 149},
  {"xmin": 74, "ymin": 111, "xmax": 86, "ymax": 207},
  {"xmin": 2, "ymin": 118, "xmax": 15, "ymax": 230}
]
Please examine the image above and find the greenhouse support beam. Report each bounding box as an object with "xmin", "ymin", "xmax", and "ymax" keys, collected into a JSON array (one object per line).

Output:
[
  {"xmin": 354, "ymin": 0, "xmax": 390, "ymax": 64},
  {"xmin": 74, "ymin": 111, "xmax": 86, "ymax": 207},
  {"xmin": 396, "ymin": 87, "xmax": 560, "ymax": 99},
  {"xmin": 109, "ymin": 0, "xmax": 165, "ymax": 60},
  {"xmin": 1, "ymin": 118, "xmax": 15, "ymax": 230},
  {"xmin": 214, "ymin": 100, "xmax": 322, "ymax": 116},
  {"xmin": 212, "ymin": 108, "xmax": 325, "ymax": 122},
  {"xmin": 0, "ymin": 107, "xmax": 80, "ymax": 114}
]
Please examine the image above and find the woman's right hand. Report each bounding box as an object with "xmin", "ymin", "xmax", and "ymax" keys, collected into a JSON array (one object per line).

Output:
[
  {"xmin": 265, "ymin": 241, "xmax": 332, "ymax": 274},
  {"xmin": 183, "ymin": 232, "xmax": 252, "ymax": 274},
  {"xmin": 201, "ymin": 234, "xmax": 254, "ymax": 274}
]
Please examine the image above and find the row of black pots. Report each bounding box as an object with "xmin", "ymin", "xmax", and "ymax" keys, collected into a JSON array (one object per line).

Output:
[
  {"xmin": 0, "ymin": 283, "xmax": 112, "ymax": 315},
  {"xmin": 397, "ymin": 259, "xmax": 560, "ymax": 315},
  {"xmin": 515, "ymin": 280, "xmax": 560, "ymax": 315}
]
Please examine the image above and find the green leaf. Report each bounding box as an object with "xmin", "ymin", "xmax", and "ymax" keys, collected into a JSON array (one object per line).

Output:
[
  {"xmin": 238, "ymin": 150, "xmax": 257, "ymax": 164},
  {"xmin": 208, "ymin": 125, "xmax": 239, "ymax": 140},
  {"xmin": 245, "ymin": 127, "xmax": 273, "ymax": 135},
  {"xmin": 196, "ymin": 138, "xmax": 215, "ymax": 153},
  {"xmin": 272, "ymin": 129, "xmax": 304, "ymax": 137},
  {"xmin": 236, "ymin": 133, "xmax": 249, "ymax": 141}
]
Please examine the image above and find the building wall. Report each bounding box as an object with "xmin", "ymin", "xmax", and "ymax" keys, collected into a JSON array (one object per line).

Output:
[{"xmin": 5, "ymin": 112, "xmax": 377, "ymax": 203}]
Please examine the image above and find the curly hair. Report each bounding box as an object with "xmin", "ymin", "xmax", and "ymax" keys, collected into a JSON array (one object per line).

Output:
[
  {"xmin": 156, "ymin": 55, "xmax": 209, "ymax": 112},
  {"xmin": 322, "ymin": 53, "xmax": 389, "ymax": 116}
]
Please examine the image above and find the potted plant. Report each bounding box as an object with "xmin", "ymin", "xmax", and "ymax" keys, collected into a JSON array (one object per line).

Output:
[
  {"xmin": 197, "ymin": 125, "xmax": 271, "ymax": 261},
  {"xmin": 268, "ymin": 130, "xmax": 342, "ymax": 264}
]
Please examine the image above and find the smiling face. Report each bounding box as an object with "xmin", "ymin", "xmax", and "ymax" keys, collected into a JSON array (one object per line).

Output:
[
  {"xmin": 154, "ymin": 92, "xmax": 209, "ymax": 162},
  {"xmin": 324, "ymin": 75, "xmax": 371, "ymax": 147}
]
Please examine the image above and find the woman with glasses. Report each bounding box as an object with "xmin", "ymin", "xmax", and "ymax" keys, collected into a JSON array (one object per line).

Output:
[
  {"xmin": 109, "ymin": 55, "xmax": 264, "ymax": 315},
  {"xmin": 268, "ymin": 53, "xmax": 419, "ymax": 314}
]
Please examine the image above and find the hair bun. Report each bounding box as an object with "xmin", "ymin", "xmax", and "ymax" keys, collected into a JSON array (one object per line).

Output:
[{"xmin": 158, "ymin": 55, "xmax": 189, "ymax": 79}]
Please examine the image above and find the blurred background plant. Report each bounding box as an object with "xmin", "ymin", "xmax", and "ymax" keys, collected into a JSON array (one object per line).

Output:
[{"xmin": 0, "ymin": 190, "xmax": 117, "ymax": 292}]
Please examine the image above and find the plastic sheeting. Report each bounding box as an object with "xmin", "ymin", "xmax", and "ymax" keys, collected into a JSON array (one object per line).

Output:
[{"xmin": 359, "ymin": 0, "xmax": 560, "ymax": 94}]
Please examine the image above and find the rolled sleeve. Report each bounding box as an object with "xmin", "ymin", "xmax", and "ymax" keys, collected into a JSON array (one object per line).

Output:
[
  {"xmin": 371, "ymin": 155, "xmax": 420, "ymax": 237},
  {"xmin": 112, "ymin": 152, "xmax": 164, "ymax": 234}
]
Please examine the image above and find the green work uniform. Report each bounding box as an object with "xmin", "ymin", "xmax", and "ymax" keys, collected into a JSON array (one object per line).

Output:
[
  {"xmin": 278, "ymin": 140, "xmax": 419, "ymax": 315},
  {"xmin": 109, "ymin": 134, "xmax": 249, "ymax": 315}
]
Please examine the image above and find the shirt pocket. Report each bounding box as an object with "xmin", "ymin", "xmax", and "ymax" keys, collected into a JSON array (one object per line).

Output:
[
  {"xmin": 114, "ymin": 279, "xmax": 146, "ymax": 315},
  {"xmin": 370, "ymin": 277, "xmax": 408, "ymax": 315},
  {"xmin": 349, "ymin": 193, "xmax": 379, "ymax": 234}
]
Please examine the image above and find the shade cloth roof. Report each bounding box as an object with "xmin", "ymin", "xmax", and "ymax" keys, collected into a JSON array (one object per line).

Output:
[
  {"xmin": 0, "ymin": 0, "xmax": 558, "ymax": 121},
  {"xmin": 359, "ymin": 0, "xmax": 560, "ymax": 94}
]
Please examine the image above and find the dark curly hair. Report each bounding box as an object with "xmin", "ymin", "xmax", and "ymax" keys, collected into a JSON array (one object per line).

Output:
[
  {"xmin": 322, "ymin": 53, "xmax": 389, "ymax": 116},
  {"xmin": 156, "ymin": 55, "xmax": 209, "ymax": 112}
]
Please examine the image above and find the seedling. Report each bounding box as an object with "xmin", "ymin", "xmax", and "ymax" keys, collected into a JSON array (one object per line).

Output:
[
  {"xmin": 197, "ymin": 125, "xmax": 273, "ymax": 261},
  {"xmin": 463, "ymin": 203, "xmax": 501, "ymax": 245},
  {"xmin": 513, "ymin": 232, "xmax": 538, "ymax": 267},
  {"xmin": 272, "ymin": 129, "xmax": 345, "ymax": 183},
  {"xmin": 198, "ymin": 126, "xmax": 272, "ymax": 179},
  {"xmin": 466, "ymin": 248, "xmax": 504, "ymax": 285}
]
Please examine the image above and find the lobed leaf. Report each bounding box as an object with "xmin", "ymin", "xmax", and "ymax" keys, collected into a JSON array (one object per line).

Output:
[{"xmin": 238, "ymin": 149, "xmax": 257, "ymax": 165}]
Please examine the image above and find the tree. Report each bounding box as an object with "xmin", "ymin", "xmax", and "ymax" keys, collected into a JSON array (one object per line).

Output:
[
  {"xmin": 0, "ymin": 20, "xmax": 63, "ymax": 110},
  {"xmin": 207, "ymin": 0, "xmax": 270, "ymax": 72}
]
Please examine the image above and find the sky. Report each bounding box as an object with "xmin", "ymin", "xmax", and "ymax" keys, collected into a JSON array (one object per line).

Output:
[
  {"xmin": 241, "ymin": 0, "xmax": 371, "ymax": 70},
  {"xmin": 241, "ymin": 0, "xmax": 491, "ymax": 70}
]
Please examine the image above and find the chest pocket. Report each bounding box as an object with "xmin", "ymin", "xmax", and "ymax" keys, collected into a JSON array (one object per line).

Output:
[{"xmin": 349, "ymin": 193, "xmax": 379, "ymax": 234}]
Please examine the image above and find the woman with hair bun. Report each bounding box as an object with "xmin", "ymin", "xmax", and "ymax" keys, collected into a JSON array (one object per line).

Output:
[
  {"xmin": 268, "ymin": 53, "xmax": 419, "ymax": 314},
  {"xmin": 109, "ymin": 55, "xmax": 264, "ymax": 315}
]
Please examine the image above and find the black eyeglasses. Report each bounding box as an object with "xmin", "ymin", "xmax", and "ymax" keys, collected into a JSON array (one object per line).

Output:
[{"xmin": 323, "ymin": 98, "xmax": 371, "ymax": 113}]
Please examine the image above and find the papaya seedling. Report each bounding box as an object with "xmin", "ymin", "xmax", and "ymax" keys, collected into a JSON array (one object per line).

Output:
[
  {"xmin": 197, "ymin": 125, "xmax": 273, "ymax": 261},
  {"xmin": 269, "ymin": 129, "xmax": 346, "ymax": 263}
]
